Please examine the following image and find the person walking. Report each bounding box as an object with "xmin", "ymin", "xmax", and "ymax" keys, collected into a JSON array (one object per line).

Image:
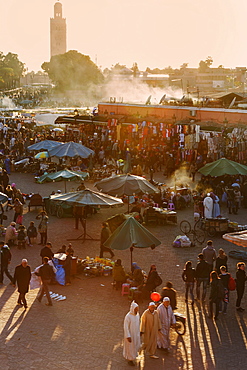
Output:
[
  {"xmin": 140, "ymin": 302, "xmax": 161, "ymax": 359},
  {"xmin": 0, "ymin": 242, "xmax": 14, "ymax": 285},
  {"xmin": 195, "ymin": 253, "xmax": 210, "ymax": 302},
  {"xmin": 219, "ymin": 266, "xmax": 230, "ymax": 314},
  {"xmin": 202, "ymin": 240, "xmax": 216, "ymax": 272},
  {"xmin": 215, "ymin": 248, "xmax": 228, "ymax": 275},
  {"xmin": 123, "ymin": 301, "xmax": 141, "ymax": 366},
  {"xmin": 236, "ymin": 262, "xmax": 247, "ymax": 312},
  {"xmin": 13, "ymin": 259, "xmax": 31, "ymax": 309},
  {"xmin": 157, "ymin": 297, "xmax": 176, "ymax": 352},
  {"xmin": 36, "ymin": 257, "xmax": 55, "ymax": 306},
  {"xmin": 99, "ymin": 222, "xmax": 114, "ymax": 258},
  {"xmin": 182, "ymin": 261, "xmax": 196, "ymax": 305},
  {"xmin": 209, "ymin": 271, "xmax": 224, "ymax": 320}
]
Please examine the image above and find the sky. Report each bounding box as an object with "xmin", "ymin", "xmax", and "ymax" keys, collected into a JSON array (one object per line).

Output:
[{"xmin": 0, "ymin": 0, "xmax": 246, "ymax": 72}]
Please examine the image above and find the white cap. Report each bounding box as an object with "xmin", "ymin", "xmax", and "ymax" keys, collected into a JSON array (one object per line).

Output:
[
  {"xmin": 149, "ymin": 302, "xmax": 155, "ymax": 307},
  {"xmin": 163, "ymin": 297, "xmax": 170, "ymax": 302}
]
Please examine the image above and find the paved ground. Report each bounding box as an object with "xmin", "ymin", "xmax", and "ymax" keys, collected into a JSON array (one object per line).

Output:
[{"xmin": 0, "ymin": 171, "xmax": 247, "ymax": 369}]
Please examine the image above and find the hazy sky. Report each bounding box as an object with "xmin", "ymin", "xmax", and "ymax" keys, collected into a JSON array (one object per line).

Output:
[{"xmin": 0, "ymin": 0, "xmax": 246, "ymax": 72}]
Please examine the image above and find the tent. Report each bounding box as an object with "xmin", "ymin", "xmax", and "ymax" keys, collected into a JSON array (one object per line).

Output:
[
  {"xmin": 27, "ymin": 140, "xmax": 62, "ymax": 152},
  {"xmin": 36, "ymin": 169, "xmax": 89, "ymax": 192},
  {"xmin": 48, "ymin": 141, "xmax": 94, "ymax": 158},
  {"xmin": 104, "ymin": 216, "xmax": 161, "ymax": 269},
  {"xmin": 198, "ymin": 158, "xmax": 247, "ymax": 176},
  {"xmin": 50, "ymin": 188, "xmax": 123, "ymax": 207},
  {"xmin": 95, "ymin": 174, "xmax": 158, "ymax": 211}
]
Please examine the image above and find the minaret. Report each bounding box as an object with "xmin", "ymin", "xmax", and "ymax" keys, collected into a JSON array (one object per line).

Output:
[{"xmin": 50, "ymin": 1, "xmax": 67, "ymax": 58}]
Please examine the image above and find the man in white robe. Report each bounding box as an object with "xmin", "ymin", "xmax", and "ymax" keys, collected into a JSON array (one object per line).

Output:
[
  {"xmin": 203, "ymin": 193, "xmax": 213, "ymax": 218},
  {"xmin": 157, "ymin": 297, "xmax": 176, "ymax": 351},
  {"xmin": 123, "ymin": 301, "xmax": 141, "ymax": 366}
]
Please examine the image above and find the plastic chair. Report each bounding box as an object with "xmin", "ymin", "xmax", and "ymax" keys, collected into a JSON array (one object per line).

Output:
[
  {"xmin": 121, "ymin": 283, "xmax": 130, "ymax": 296},
  {"xmin": 168, "ymin": 202, "xmax": 175, "ymax": 211}
]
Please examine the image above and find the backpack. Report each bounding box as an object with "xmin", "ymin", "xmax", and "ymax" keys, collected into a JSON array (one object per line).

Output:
[
  {"xmin": 228, "ymin": 275, "xmax": 236, "ymax": 291},
  {"xmin": 217, "ymin": 279, "xmax": 225, "ymax": 300}
]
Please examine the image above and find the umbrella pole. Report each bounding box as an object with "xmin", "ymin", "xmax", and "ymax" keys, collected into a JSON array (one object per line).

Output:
[
  {"xmin": 65, "ymin": 180, "xmax": 67, "ymax": 193},
  {"xmin": 128, "ymin": 196, "xmax": 130, "ymax": 213},
  {"xmin": 130, "ymin": 245, "xmax": 134, "ymax": 272}
]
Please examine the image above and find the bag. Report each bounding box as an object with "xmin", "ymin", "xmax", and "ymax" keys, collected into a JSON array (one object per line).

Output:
[
  {"xmin": 16, "ymin": 215, "xmax": 23, "ymax": 224},
  {"xmin": 154, "ymin": 274, "xmax": 163, "ymax": 287},
  {"xmin": 228, "ymin": 275, "xmax": 236, "ymax": 291},
  {"xmin": 217, "ymin": 280, "xmax": 225, "ymax": 299}
]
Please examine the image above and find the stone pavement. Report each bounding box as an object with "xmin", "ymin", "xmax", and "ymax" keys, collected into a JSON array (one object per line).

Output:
[{"xmin": 0, "ymin": 172, "xmax": 247, "ymax": 369}]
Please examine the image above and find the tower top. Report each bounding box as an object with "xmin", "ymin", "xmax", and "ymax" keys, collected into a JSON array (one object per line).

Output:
[{"xmin": 54, "ymin": 1, "xmax": 63, "ymax": 18}]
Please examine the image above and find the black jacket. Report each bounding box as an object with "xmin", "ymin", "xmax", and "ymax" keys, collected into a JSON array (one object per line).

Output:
[
  {"xmin": 0, "ymin": 245, "xmax": 12, "ymax": 265},
  {"xmin": 38, "ymin": 263, "xmax": 54, "ymax": 282},
  {"xmin": 236, "ymin": 269, "xmax": 247, "ymax": 289},
  {"xmin": 195, "ymin": 260, "xmax": 210, "ymax": 279},
  {"xmin": 40, "ymin": 246, "xmax": 54, "ymax": 260},
  {"xmin": 13, "ymin": 264, "xmax": 31, "ymax": 293},
  {"xmin": 182, "ymin": 267, "xmax": 196, "ymax": 283}
]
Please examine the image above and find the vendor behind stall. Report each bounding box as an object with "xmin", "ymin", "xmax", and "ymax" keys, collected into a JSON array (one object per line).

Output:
[{"xmin": 113, "ymin": 259, "xmax": 127, "ymax": 289}]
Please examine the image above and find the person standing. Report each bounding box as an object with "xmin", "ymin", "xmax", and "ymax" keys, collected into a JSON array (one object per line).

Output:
[
  {"xmin": 160, "ymin": 282, "xmax": 177, "ymax": 310},
  {"xmin": 0, "ymin": 242, "xmax": 14, "ymax": 285},
  {"xmin": 182, "ymin": 261, "xmax": 196, "ymax": 305},
  {"xmin": 40, "ymin": 242, "xmax": 54, "ymax": 263},
  {"xmin": 123, "ymin": 301, "xmax": 141, "ymax": 366},
  {"xmin": 157, "ymin": 297, "xmax": 176, "ymax": 352},
  {"xmin": 36, "ymin": 210, "xmax": 48, "ymax": 245},
  {"xmin": 236, "ymin": 262, "xmax": 247, "ymax": 312},
  {"xmin": 203, "ymin": 193, "xmax": 213, "ymax": 218},
  {"xmin": 27, "ymin": 221, "xmax": 38, "ymax": 246},
  {"xmin": 202, "ymin": 240, "xmax": 216, "ymax": 272},
  {"xmin": 195, "ymin": 253, "xmax": 210, "ymax": 302},
  {"xmin": 36, "ymin": 257, "xmax": 54, "ymax": 306},
  {"xmin": 140, "ymin": 302, "xmax": 161, "ymax": 359},
  {"xmin": 13, "ymin": 259, "xmax": 31, "ymax": 309},
  {"xmin": 219, "ymin": 266, "xmax": 230, "ymax": 314},
  {"xmin": 100, "ymin": 222, "xmax": 114, "ymax": 258}
]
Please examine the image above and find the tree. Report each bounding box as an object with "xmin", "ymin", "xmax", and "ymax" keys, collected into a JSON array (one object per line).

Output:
[
  {"xmin": 41, "ymin": 50, "xmax": 104, "ymax": 91},
  {"xmin": 180, "ymin": 63, "xmax": 188, "ymax": 70},
  {"xmin": 198, "ymin": 56, "xmax": 213, "ymax": 72},
  {"xmin": 0, "ymin": 51, "xmax": 25, "ymax": 89}
]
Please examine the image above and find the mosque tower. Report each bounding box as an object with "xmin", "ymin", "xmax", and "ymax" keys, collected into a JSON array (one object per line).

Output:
[{"xmin": 50, "ymin": 1, "xmax": 67, "ymax": 58}]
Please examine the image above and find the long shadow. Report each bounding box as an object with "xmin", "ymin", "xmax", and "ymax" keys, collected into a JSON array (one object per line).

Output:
[
  {"xmin": 197, "ymin": 301, "xmax": 215, "ymax": 369},
  {"xmin": 0, "ymin": 306, "xmax": 26, "ymax": 341},
  {"xmin": 0, "ymin": 285, "xmax": 16, "ymax": 312},
  {"xmin": 203, "ymin": 304, "xmax": 247, "ymax": 369},
  {"xmin": 186, "ymin": 303, "xmax": 206, "ymax": 370}
]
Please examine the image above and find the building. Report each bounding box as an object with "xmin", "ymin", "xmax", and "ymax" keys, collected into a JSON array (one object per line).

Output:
[{"xmin": 50, "ymin": 1, "xmax": 67, "ymax": 58}]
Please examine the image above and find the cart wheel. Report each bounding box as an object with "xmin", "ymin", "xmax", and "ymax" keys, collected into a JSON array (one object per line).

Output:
[
  {"xmin": 175, "ymin": 318, "xmax": 186, "ymax": 335},
  {"xmin": 194, "ymin": 219, "xmax": 204, "ymax": 232},
  {"xmin": 49, "ymin": 202, "xmax": 57, "ymax": 216},
  {"xmin": 180, "ymin": 220, "xmax": 191, "ymax": 234},
  {"xmin": 56, "ymin": 206, "xmax": 64, "ymax": 218},
  {"xmin": 195, "ymin": 229, "xmax": 206, "ymax": 244},
  {"xmin": 207, "ymin": 226, "xmax": 216, "ymax": 237}
]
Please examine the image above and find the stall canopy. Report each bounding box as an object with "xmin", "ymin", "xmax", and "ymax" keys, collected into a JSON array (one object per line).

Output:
[
  {"xmin": 223, "ymin": 230, "xmax": 247, "ymax": 248},
  {"xmin": 27, "ymin": 140, "xmax": 62, "ymax": 152},
  {"xmin": 50, "ymin": 188, "xmax": 123, "ymax": 207},
  {"xmin": 104, "ymin": 216, "xmax": 161, "ymax": 269},
  {"xmin": 48, "ymin": 141, "xmax": 95, "ymax": 158},
  {"xmin": 95, "ymin": 174, "xmax": 158, "ymax": 211},
  {"xmin": 198, "ymin": 157, "xmax": 247, "ymax": 176},
  {"xmin": 36, "ymin": 169, "xmax": 89, "ymax": 192}
]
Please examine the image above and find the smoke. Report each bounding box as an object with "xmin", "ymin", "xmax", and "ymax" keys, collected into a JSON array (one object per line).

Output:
[
  {"xmin": 0, "ymin": 97, "xmax": 17, "ymax": 109},
  {"xmin": 100, "ymin": 77, "xmax": 183, "ymax": 105},
  {"xmin": 167, "ymin": 165, "xmax": 195, "ymax": 190}
]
